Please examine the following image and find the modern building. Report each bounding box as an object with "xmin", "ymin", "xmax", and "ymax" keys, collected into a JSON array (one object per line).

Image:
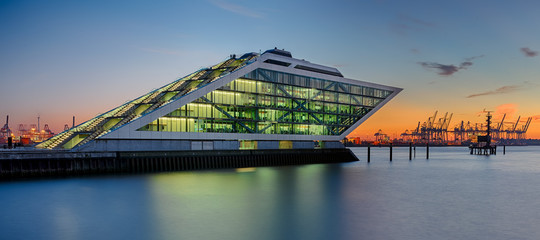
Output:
[{"xmin": 37, "ymin": 49, "xmax": 401, "ymax": 151}]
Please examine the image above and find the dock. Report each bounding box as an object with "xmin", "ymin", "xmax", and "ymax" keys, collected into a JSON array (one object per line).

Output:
[{"xmin": 0, "ymin": 148, "xmax": 358, "ymax": 179}]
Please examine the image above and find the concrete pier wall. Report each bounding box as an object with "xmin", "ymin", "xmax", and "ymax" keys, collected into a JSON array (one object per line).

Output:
[{"xmin": 0, "ymin": 148, "xmax": 358, "ymax": 179}]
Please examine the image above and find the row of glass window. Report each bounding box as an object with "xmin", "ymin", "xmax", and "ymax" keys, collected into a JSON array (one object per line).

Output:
[
  {"xmin": 139, "ymin": 117, "xmax": 338, "ymax": 135},
  {"xmin": 206, "ymin": 89, "xmax": 382, "ymax": 108},
  {"xmin": 243, "ymin": 69, "xmax": 392, "ymax": 98},
  {"xmin": 164, "ymin": 110, "xmax": 359, "ymax": 126},
  {"xmin": 225, "ymin": 78, "xmax": 385, "ymax": 104},
  {"xmin": 166, "ymin": 103, "xmax": 369, "ymax": 123}
]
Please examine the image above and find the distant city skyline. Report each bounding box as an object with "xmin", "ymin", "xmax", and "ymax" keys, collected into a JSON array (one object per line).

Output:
[{"xmin": 1, "ymin": 0, "xmax": 539, "ymax": 139}]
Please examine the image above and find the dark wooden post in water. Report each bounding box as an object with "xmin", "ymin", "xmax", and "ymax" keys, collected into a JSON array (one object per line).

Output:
[
  {"xmin": 368, "ymin": 144, "xmax": 371, "ymax": 162},
  {"xmin": 426, "ymin": 143, "xmax": 429, "ymax": 159},
  {"xmin": 503, "ymin": 145, "xmax": 506, "ymax": 155},
  {"xmin": 414, "ymin": 145, "xmax": 416, "ymax": 158},
  {"xmin": 409, "ymin": 142, "xmax": 412, "ymax": 160},
  {"xmin": 389, "ymin": 143, "xmax": 393, "ymax": 161}
]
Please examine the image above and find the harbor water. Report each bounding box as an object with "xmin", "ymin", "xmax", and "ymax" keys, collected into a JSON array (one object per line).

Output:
[{"xmin": 1, "ymin": 146, "xmax": 540, "ymax": 240}]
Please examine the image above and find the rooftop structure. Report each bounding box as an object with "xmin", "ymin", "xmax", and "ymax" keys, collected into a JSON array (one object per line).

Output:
[{"xmin": 37, "ymin": 49, "xmax": 401, "ymax": 151}]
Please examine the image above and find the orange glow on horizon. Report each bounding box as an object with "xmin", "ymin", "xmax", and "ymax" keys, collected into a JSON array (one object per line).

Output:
[{"xmin": 347, "ymin": 103, "xmax": 540, "ymax": 140}]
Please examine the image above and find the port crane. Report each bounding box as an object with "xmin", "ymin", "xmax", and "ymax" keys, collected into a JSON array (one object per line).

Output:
[
  {"xmin": 400, "ymin": 111, "xmax": 532, "ymax": 144},
  {"xmin": 0, "ymin": 116, "xmax": 12, "ymax": 144}
]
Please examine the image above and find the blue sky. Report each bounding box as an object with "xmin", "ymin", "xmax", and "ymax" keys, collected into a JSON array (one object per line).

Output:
[{"xmin": 1, "ymin": 0, "xmax": 539, "ymax": 137}]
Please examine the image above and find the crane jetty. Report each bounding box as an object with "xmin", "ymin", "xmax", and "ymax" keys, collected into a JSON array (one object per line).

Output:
[
  {"xmin": 468, "ymin": 112, "xmax": 496, "ymax": 155},
  {"xmin": 345, "ymin": 110, "xmax": 532, "ymax": 149},
  {"xmin": 399, "ymin": 110, "xmax": 531, "ymax": 147}
]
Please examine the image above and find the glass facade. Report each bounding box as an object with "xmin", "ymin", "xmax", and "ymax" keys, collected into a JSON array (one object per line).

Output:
[{"xmin": 138, "ymin": 69, "xmax": 392, "ymax": 136}]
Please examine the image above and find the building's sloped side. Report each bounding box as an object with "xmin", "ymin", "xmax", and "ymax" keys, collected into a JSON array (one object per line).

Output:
[{"xmin": 36, "ymin": 55, "xmax": 257, "ymax": 150}]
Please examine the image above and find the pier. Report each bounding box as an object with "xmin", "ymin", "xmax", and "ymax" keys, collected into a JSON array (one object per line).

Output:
[{"xmin": 0, "ymin": 148, "xmax": 358, "ymax": 179}]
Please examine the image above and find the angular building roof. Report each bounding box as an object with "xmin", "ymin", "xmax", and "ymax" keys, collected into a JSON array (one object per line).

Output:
[{"xmin": 37, "ymin": 49, "xmax": 401, "ymax": 150}]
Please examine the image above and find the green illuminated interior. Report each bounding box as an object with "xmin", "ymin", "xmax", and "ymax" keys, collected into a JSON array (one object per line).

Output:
[{"xmin": 138, "ymin": 69, "xmax": 392, "ymax": 136}]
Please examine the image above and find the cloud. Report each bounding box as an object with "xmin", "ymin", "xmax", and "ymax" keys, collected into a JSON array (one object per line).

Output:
[
  {"xmin": 466, "ymin": 85, "xmax": 520, "ymax": 98},
  {"xmin": 418, "ymin": 62, "xmax": 460, "ymax": 76},
  {"xmin": 465, "ymin": 55, "xmax": 485, "ymax": 61},
  {"xmin": 391, "ymin": 14, "xmax": 434, "ymax": 36},
  {"xmin": 210, "ymin": 0, "xmax": 263, "ymax": 18},
  {"xmin": 410, "ymin": 48, "xmax": 420, "ymax": 54},
  {"xmin": 399, "ymin": 14, "xmax": 434, "ymax": 27},
  {"xmin": 418, "ymin": 61, "xmax": 471, "ymax": 76},
  {"xmin": 418, "ymin": 55, "xmax": 484, "ymax": 76},
  {"xmin": 520, "ymin": 47, "xmax": 538, "ymax": 57}
]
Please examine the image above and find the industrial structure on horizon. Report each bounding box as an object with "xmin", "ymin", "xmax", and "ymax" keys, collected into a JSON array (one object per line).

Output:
[
  {"xmin": 0, "ymin": 115, "xmax": 56, "ymax": 147},
  {"xmin": 402, "ymin": 111, "xmax": 531, "ymax": 144},
  {"xmin": 346, "ymin": 110, "xmax": 532, "ymax": 146},
  {"xmin": 33, "ymin": 48, "xmax": 401, "ymax": 151}
]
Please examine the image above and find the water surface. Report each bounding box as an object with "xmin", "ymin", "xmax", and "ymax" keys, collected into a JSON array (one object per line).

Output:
[{"xmin": 1, "ymin": 146, "xmax": 540, "ymax": 240}]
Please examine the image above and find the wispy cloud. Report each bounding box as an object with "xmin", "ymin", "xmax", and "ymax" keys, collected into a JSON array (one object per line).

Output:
[
  {"xmin": 391, "ymin": 14, "xmax": 434, "ymax": 36},
  {"xmin": 466, "ymin": 85, "xmax": 520, "ymax": 98},
  {"xmin": 465, "ymin": 55, "xmax": 485, "ymax": 61},
  {"xmin": 418, "ymin": 55, "xmax": 484, "ymax": 76},
  {"xmin": 418, "ymin": 62, "xmax": 462, "ymax": 76},
  {"xmin": 210, "ymin": 0, "xmax": 263, "ymax": 18},
  {"xmin": 520, "ymin": 47, "xmax": 538, "ymax": 57}
]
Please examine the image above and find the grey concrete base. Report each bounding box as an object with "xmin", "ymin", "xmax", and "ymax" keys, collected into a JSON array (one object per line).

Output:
[
  {"xmin": 0, "ymin": 148, "xmax": 358, "ymax": 179},
  {"xmin": 76, "ymin": 139, "xmax": 343, "ymax": 152},
  {"xmin": 78, "ymin": 139, "xmax": 242, "ymax": 151}
]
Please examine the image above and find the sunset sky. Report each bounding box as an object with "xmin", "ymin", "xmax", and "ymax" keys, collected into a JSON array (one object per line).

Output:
[{"xmin": 1, "ymin": 0, "xmax": 539, "ymax": 139}]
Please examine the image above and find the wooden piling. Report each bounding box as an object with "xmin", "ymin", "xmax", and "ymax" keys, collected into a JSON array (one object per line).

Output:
[
  {"xmin": 409, "ymin": 142, "xmax": 412, "ymax": 160},
  {"xmin": 389, "ymin": 143, "xmax": 393, "ymax": 161},
  {"xmin": 426, "ymin": 143, "xmax": 429, "ymax": 159},
  {"xmin": 367, "ymin": 144, "xmax": 371, "ymax": 163}
]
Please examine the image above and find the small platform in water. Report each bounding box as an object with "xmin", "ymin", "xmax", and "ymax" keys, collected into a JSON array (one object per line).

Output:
[
  {"xmin": 469, "ymin": 111, "xmax": 497, "ymax": 155},
  {"xmin": 469, "ymin": 145, "xmax": 496, "ymax": 155}
]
